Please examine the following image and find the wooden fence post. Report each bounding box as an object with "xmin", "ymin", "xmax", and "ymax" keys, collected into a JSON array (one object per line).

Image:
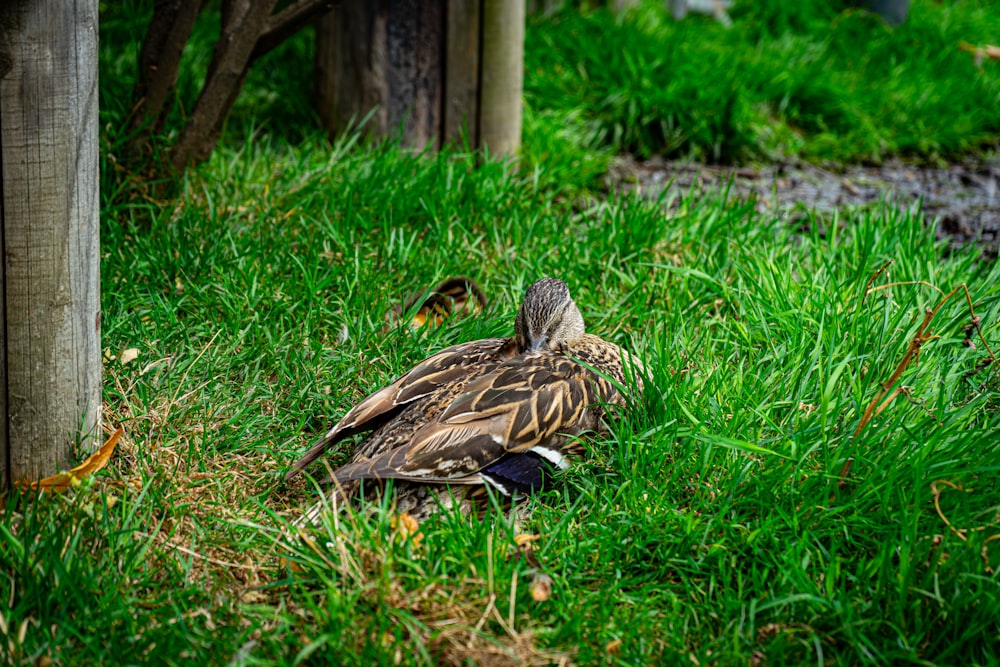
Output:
[
  {"xmin": 0, "ymin": 0, "xmax": 102, "ymax": 489},
  {"xmin": 314, "ymin": 0, "xmax": 525, "ymax": 156},
  {"xmin": 479, "ymin": 0, "xmax": 524, "ymax": 157}
]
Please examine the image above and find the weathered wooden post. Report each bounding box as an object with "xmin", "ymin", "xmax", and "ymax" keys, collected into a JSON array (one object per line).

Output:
[
  {"xmin": 0, "ymin": 0, "xmax": 102, "ymax": 489},
  {"xmin": 479, "ymin": 0, "xmax": 524, "ymax": 156},
  {"xmin": 314, "ymin": 0, "xmax": 525, "ymax": 156},
  {"xmin": 610, "ymin": 0, "xmax": 640, "ymax": 13}
]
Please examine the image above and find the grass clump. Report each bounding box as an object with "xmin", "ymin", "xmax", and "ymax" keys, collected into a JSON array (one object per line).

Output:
[{"xmin": 526, "ymin": 0, "xmax": 1000, "ymax": 163}]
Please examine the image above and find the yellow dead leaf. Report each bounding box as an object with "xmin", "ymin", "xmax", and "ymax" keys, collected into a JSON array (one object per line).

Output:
[
  {"xmin": 391, "ymin": 512, "xmax": 423, "ymax": 548},
  {"xmin": 21, "ymin": 426, "xmax": 123, "ymax": 492},
  {"xmin": 959, "ymin": 41, "xmax": 1000, "ymax": 61},
  {"xmin": 515, "ymin": 533, "xmax": 541, "ymax": 547}
]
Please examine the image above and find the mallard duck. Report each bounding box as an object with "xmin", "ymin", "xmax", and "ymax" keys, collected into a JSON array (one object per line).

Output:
[{"xmin": 287, "ymin": 278, "xmax": 642, "ymax": 525}]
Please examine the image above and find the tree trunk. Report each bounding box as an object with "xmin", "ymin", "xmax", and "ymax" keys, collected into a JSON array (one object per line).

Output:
[
  {"xmin": 0, "ymin": 0, "xmax": 102, "ymax": 488},
  {"xmin": 126, "ymin": 0, "xmax": 209, "ymax": 163},
  {"xmin": 314, "ymin": 0, "xmax": 525, "ymax": 156},
  {"xmin": 314, "ymin": 0, "xmax": 445, "ymax": 151},
  {"xmin": 443, "ymin": 0, "xmax": 480, "ymax": 146},
  {"xmin": 126, "ymin": 0, "xmax": 338, "ymax": 175},
  {"xmin": 170, "ymin": 0, "xmax": 280, "ymax": 171}
]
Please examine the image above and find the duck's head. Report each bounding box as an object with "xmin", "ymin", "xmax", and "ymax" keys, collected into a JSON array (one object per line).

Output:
[{"xmin": 514, "ymin": 278, "xmax": 586, "ymax": 352}]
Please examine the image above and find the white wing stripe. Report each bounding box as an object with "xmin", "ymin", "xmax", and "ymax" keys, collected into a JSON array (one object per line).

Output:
[{"xmin": 529, "ymin": 445, "xmax": 570, "ymax": 470}]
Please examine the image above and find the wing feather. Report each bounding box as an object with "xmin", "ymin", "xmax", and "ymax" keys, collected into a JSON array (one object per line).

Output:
[
  {"xmin": 332, "ymin": 354, "xmax": 615, "ymax": 486},
  {"xmin": 285, "ymin": 337, "xmax": 511, "ymax": 480}
]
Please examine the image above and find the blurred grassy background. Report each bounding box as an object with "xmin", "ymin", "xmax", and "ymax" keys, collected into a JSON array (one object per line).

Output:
[{"xmin": 526, "ymin": 0, "xmax": 1000, "ymax": 166}]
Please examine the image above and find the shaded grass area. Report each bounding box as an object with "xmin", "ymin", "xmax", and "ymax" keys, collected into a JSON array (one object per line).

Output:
[
  {"xmin": 526, "ymin": 0, "xmax": 1000, "ymax": 165},
  {"xmin": 4, "ymin": 132, "xmax": 999, "ymax": 664},
  {"xmin": 2, "ymin": 1, "xmax": 1000, "ymax": 665}
]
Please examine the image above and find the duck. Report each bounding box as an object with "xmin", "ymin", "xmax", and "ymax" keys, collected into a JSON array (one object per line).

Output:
[
  {"xmin": 287, "ymin": 278, "xmax": 643, "ymax": 525},
  {"xmin": 383, "ymin": 275, "xmax": 488, "ymax": 332}
]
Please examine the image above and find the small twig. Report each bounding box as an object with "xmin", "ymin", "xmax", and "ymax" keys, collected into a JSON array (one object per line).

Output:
[
  {"xmin": 873, "ymin": 386, "xmax": 904, "ymax": 418},
  {"xmin": 897, "ymin": 386, "xmax": 941, "ymax": 423},
  {"xmin": 840, "ymin": 279, "xmax": 998, "ymax": 485},
  {"xmin": 252, "ymin": 0, "xmax": 340, "ymax": 62},
  {"xmin": 961, "ymin": 356, "xmax": 995, "ymax": 384},
  {"xmin": 866, "ymin": 280, "xmax": 945, "ymax": 298},
  {"xmin": 931, "ymin": 481, "xmax": 1000, "ymax": 573},
  {"xmin": 930, "ymin": 480, "xmax": 974, "ymax": 540},
  {"xmin": 859, "ymin": 259, "xmax": 893, "ymax": 308}
]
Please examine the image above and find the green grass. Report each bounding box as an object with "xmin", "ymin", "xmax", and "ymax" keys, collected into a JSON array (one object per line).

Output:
[
  {"xmin": 527, "ymin": 0, "xmax": 1000, "ymax": 164},
  {"xmin": 6, "ymin": 136, "xmax": 999, "ymax": 664},
  {"xmin": 3, "ymin": 0, "xmax": 1000, "ymax": 665}
]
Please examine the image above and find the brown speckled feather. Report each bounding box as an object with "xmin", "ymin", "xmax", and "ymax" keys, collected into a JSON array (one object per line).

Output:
[
  {"xmin": 333, "ymin": 349, "xmax": 622, "ymax": 484},
  {"xmin": 285, "ymin": 337, "xmax": 518, "ymax": 480}
]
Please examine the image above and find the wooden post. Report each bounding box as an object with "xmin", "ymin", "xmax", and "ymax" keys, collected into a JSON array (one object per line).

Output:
[
  {"xmin": 610, "ymin": 0, "xmax": 640, "ymax": 14},
  {"xmin": 314, "ymin": 0, "xmax": 445, "ymax": 151},
  {"xmin": 0, "ymin": 0, "xmax": 102, "ymax": 489},
  {"xmin": 443, "ymin": 0, "xmax": 480, "ymax": 146},
  {"xmin": 314, "ymin": 0, "xmax": 525, "ymax": 156},
  {"xmin": 478, "ymin": 0, "xmax": 524, "ymax": 157},
  {"xmin": 526, "ymin": 0, "xmax": 562, "ymax": 16}
]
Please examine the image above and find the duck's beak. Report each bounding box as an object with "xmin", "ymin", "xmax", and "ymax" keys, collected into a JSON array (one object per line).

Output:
[{"xmin": 528, "ymin": 333, "xmax": 548, "ymax": 352}]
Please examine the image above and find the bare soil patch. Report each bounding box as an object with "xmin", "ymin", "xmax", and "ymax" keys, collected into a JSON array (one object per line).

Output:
[{"xmin": 615, "ymin": 157, "xmax": 1000, "ymax": 260}]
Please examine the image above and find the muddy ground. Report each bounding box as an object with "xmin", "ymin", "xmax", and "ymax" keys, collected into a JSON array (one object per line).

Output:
[{"xmin": 615, "ymin": 157, "xmax": 1000, "ymax": 260}]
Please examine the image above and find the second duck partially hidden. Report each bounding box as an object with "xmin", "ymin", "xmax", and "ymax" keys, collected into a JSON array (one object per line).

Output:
[{"xmin": 286, "ymin": 277, "xmax": 644, "ymax": 526}]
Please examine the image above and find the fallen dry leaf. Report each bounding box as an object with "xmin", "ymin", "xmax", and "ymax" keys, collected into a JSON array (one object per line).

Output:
[
  {"xmin": 20, "ymin": 426, "xmax": 123, "ymax": 492},
  {"xmin": 959, "ymin": 41, "xmax": 1000, "ymax": 61},
  {"xmin": 103, "ymin": 347, "xmax": 140, "ymax": 364},
  {"xmin": 514, "ymin": 533, "xmax": 541, "ymax": 547},
  {"xmin": 391, "ymin": 511, "xmax": 424, "ymax": 548}
]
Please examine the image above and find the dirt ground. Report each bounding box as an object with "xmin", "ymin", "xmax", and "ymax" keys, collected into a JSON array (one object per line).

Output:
[{"xmin": 615, "ymin": 156, "xmax": 1000, "ymax": 260}]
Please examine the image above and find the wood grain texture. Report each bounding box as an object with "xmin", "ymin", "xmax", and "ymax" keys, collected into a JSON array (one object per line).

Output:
[
  {"xmin": 314, "ymin": 0, "xmax": 390, "ymax": 136},
  {"xmin": 315, "ymin": 0, "xmax": 447, "ymax": 149},
  {"xmin": 0, "ymin": 0, "xmax": 101, "ymax": 488},
  {"xmin": 314, "ymin": 0, "xmax": 521, "ymax": 154},
  {"xmin": 479, "ymin": 0, "xmax": 524, "ymax": 156},
  {"xmin": 127, "ymin": 0, "xmax": 208, "ymax": 154},
  {"xmin": 411, "ymin": 0, "xmax": 442, "ymax": 150},
  {"xmin": 443, "ymin": 0, "xmax": 480, "ymax": 145}
]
